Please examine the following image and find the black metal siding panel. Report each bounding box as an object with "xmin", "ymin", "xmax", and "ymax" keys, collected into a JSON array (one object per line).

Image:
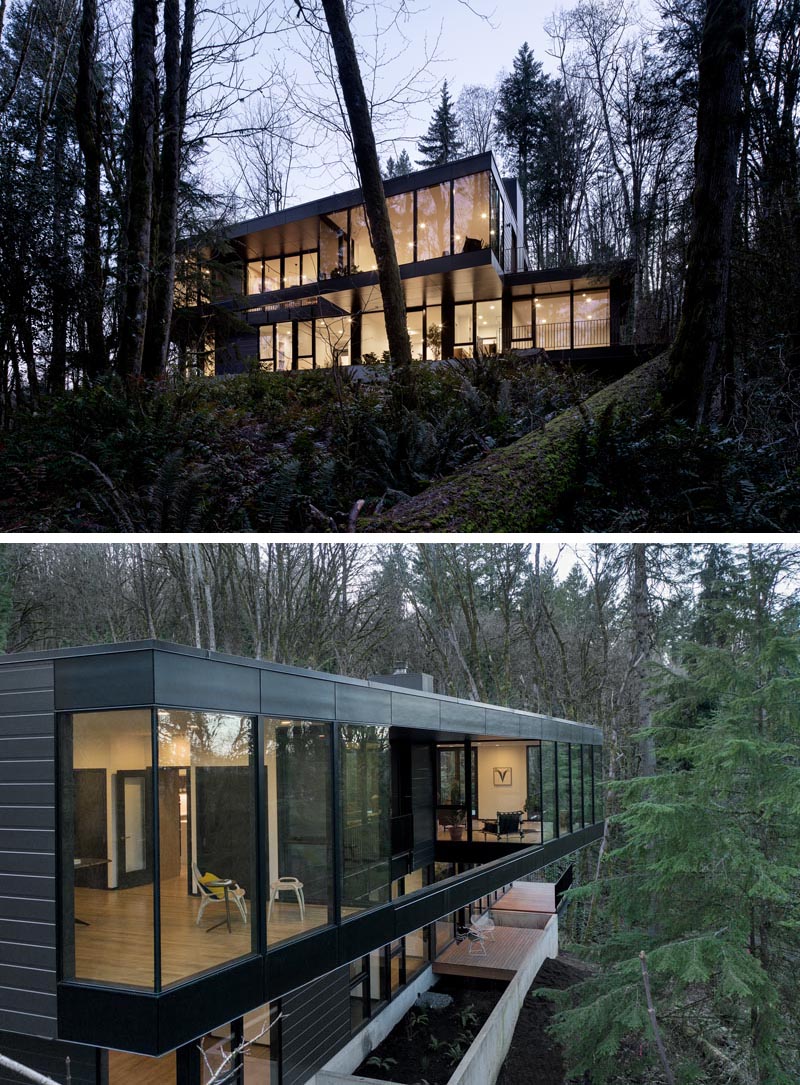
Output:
[
  {"xmin": 335, "ymin": 683, "xmax": 391, "ymax": 726},
  {"xmin": 485, "ymin": 709, "xmax": 518, "ymax": 737},
  {"xmin": 154, "ymin": 652, "xmax": 260, "ymax": 714},
  {"xmin": 54, "ymin": 651, "xmax": 154, "ymax": 710},
  {"xmin": 260, "ymin": 670, "xmax": 336, "ymax": 721},
  {"xmin": 0, "ymin": 1031, "xmax": 99, "ymax": 1084},
  {"xmin": 0, "ymin": 660, "xmax": 57, "ymax": 1040},
  {"xmin": 390, "ymin": 692, "xmax": 439, "ymax": 729},
  {"xmin": 281, "ymin": 967, "xmax": 351, "ymax": 1085},
  {"xmin": 440, "ymin": 700, "xmax": 486, "ymax": 733}
]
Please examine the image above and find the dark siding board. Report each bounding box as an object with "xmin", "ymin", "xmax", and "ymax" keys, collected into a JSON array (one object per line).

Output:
[
  {"xmin": 0, "ymin": 985, "xmax": 56, "ymax": 1016},
  {"xmin": 0, "ymin": 660, "xmax": 57, "ymax": 1040},
  {"xmin": 0, "ymin": 738, "xmax": 55, "ymax": 759},
  {"xmin": 439, "ymin": 701, "xmax": 485, "ymax": 733},
  {"xmin": 0, "ymin": 942, "xmax": 56, "ymax": 969},
  {"xmin": 54, "ymin": 652, "xmax": 153, "ymax": 710},
  {"xmin": 0, "ymin": 963, "xmax": 57, "ymax": 993},
  {"xmin": 485, "ymin": 709, "xmax": 518, "ymax": 737},
  {"xmin": 154, "ymin": 653, "xmax": 260, "ymax": 714},
  {"xmin": 411, "ymin": 745, "xmax": 435, "ymax": 873},
  {"xmin": 281, "ymin": 967, "xmax": 351, "ymax": 1085},
  {"xmin": 0, "ymin": 1030, "xmax": 97, "ymax": 1084},
  {"xmin": 0, "ymin": 717, "xmax": 55, "ymax": 739},
  {"xmin": 0, "ymin": 920, "xmax": 55, "ymax": 948},
  {"xmin": 0, "ymin": 897, "xmax": 55, "ymax": 923},
  {"xmin": 0, "ymin": 785, "xmax": 54, "ymax": 806},
  {"xmin": 0, "ymin": 809, "xmax": 55, "ymax": 829},
  {"xmin": 0, "ymin": 666, "xmax": 54, "ymax": 693},
  {"xmin": 0, "ymin": 852, "xmax": 55, "ymax": 875},
  {"xmin": 335, "ymin": 684, "xmax": 391, "ymax": 726},
  {"xmin": 261, "ymin": 671, "xmax": 336, "ymax": 722},
  {"xmin": 390, "ymin": 693, "xmax": 439, "ymax": 729}
]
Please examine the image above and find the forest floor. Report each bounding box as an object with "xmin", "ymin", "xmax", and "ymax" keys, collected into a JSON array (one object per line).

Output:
[{"xmin": 1, "ymin": 352, "xmax": 797, "ymax": 530}]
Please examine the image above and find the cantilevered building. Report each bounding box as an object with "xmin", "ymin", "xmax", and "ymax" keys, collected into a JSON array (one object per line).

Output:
[{"xmin": 204, "ymin": 153, "xmax": 630, "ymax": 374}]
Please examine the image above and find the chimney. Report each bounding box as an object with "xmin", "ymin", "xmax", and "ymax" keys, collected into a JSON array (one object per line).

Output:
[{"xmin": 369, "ymin": 664, "xmax": 435, "ymax": 693}]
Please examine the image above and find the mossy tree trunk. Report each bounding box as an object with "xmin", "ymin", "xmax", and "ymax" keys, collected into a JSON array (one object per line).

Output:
[
  {"xmin": 668, "ymin": 0, "xmax": 751, "ymax": 423},
  {"xmin": 318, "ymin": 0, "xmax": 411, "ymax": 367}
]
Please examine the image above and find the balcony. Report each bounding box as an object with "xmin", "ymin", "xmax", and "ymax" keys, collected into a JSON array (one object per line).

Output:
[{"xmin": 510, "ymin": 317, "xmax": 614, "ymax": 351}]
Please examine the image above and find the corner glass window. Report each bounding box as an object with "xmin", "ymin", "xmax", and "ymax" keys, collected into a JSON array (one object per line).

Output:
[
  {"xmin": 453, "ymin": 171, "xmax": 490, "ymax": 253},
  {"xmin": 265, "ymin": 719, "xmax": 333, "ymax": 946},
  {"xmin": 570, "ymin": 743, "xmax": 583, "ymax": 830},
  {"xmin": 350, "ymin": 206, "xmax": 376, "ymax": 273},
  {"xmin": 583, "ymin": 744, "xmax": 593, "ymax": 826},
  {"xmin": 157, "ymin": 709, "xmax": 257, "ymax": 987},
  {"xmin": 416, "ymin": 182, "xmax": 451, "ymax": 260},
  {"xmin": 264, "ymin": 257, "xmax": 281, "ymax": 293},
  {"xmin": 259, "ymin": 327, "xmax": 274, "ymax": 368},
  {"xmin": 388, "ymin": 191, "xmax": 414, "ymax": 263},
  {"xmin": 247, "ymin": 261, "xmax": 263, "ymax": 295},
  {"xmin": 283, "ymin": 254, "xmax": 301, "ymax": 290},
  {"xmin": 320, "ymin": 210, "xmax": 348, "ymax": 279},
  {"xmin": 341, "ymin": 725, "xmax": 391, "ymax": 912},
  {"xmin": 540, "ymin": 741, "xmax": 556, "ymax": 842},
  {"xmin": 454, "ymin": 303, "xmax": 473, "ymax": 351},
  {"xmin": 61, "ymin": 710, "xmax": 154, "ymax": 988}
]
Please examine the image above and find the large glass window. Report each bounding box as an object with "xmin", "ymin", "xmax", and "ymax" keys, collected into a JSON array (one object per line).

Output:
[
  {"xmin": 341, "ymin": 725, "xmax": 391, "ymax": 912},
  {"xmin": 416, "ymin": 182, "xmax": 451, "ymax": 261},
  {"xmin": 157, "ymin": 709, "xmax": 257, "ymax": 987},
  {"xmin": 275, "ymin": 323, "xmax": 292, "ymax": 371},
  {"xmin": 526, "ymin": 743, "xmax": 541, "ymax": 821},
  {"xmin": 242, "ymin": 1003, "xmax": 280, "ymax": 1083},
  {"xmin": 407, "ymin": 309, "xmax": 424, "ymax": 359},
  {"xmin": 573, "ymin": 289, "xmax": 610, "ymax": 347},
  {"xmin": 259, "ymin": 327, "xmax": 274, "ymax": 368},
  {"xmin": 388, "ymin": 191, "xmax": 415, "ymax": 263},
  {"xmin": 108, "ymin": 1050, "xmax": 176, "ymax": 1084},
  {"xmin": 320, "ymin": 210, "xmax": 348, "ymax": 279},
  {"xmin": 426, "ymin": 304, "xmax": 443, "ymax": 360},
  {"xmin": 583, "ymin": 744, "xmax": 593, "ymax": 827},
  {"xmin": 247, "ymin": 261, "xmax": 263, "ymax": 295},
  {"xmin": 265, "ymin": 719, "xmax": 333, "ymax": 945},
  {"xmin": 301, "ymin": 249, "xmax": 318, "ymax": 285},
  {"xmin": 556, "ymin": 743, "xmax": 571, "ymax": 836},
  {"xmin": 350, "ymin": 205, "xmax": 376, "ymax": 273},
  {"xmin": 541, "ymin": 742, "xmax": 556, "ymax": 842},
  {"xmin": 316, "ymin": 316, "xmax": 351, "ymax": 367},
  {"xmin": 490, "ymin": 178, "xmax": 502, "ymax": 261},
  {"xmin": 63, "ymin": 710, "xmax": 154, "ymax": 988},
  {"xmin": 454, "ymin": 302, "xmax": 473, "ymax": 355},
  {"xmin": 297, "ymin": 322, "xmax": 313, "ymax": 369},
  {"xmin": 512, "ymin": 298, "xmax": 532, "ymax": 343},
  {"xmin": 593, "ymin": 746, "xmax": 603, "ymax": 821},
  {"xmin": 570, "ymin": 743, "xmax": 583, "ymax": 831},
  {"xmin": 283, "ymin": 254, "xmax": 301, "ymax": 290},
  {"xmin": 535, "ymin": 295, "xmax": 571, "ymax": 350},
  {"xmin": 475, "ymin": 300, "xmax": 500, "ymax": 354},
  {"xmin": 453, "ymin": 171, "xmax": 490, "ymax": 253},
  {"xmin": 361, "ymin": 310, "xmax": 389, "ymax": 361}
]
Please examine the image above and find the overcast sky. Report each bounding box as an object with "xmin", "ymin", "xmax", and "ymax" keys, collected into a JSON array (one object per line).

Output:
[{"xmin": 216, "ymin": 0, "xmax": 657, "ymax": 206}]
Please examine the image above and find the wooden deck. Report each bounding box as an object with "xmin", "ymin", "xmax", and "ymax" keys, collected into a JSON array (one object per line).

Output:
[
  {"xmin": 433, "ymin": 925, "xmax": 545, "ymax": 981},
  {"xmin": 492, "ymin": 881, "xmax": 556, "ymax": 915}
]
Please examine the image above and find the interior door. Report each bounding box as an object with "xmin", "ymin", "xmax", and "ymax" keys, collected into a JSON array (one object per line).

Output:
[
  {"xmin": 116, "ymin": 769, "xmax": 153, "ymax": 888},
  {"xmin": 73, "ymin": 768, "xmax": 108, "ymax": 889}
]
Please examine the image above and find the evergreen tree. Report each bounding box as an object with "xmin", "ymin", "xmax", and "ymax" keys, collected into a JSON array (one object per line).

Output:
[
  {"xmin": 384, "ymin": 149, "xmax": 413, "ymax": 178},
  {"xmin": 551, "ymin": 545, "xmax": 800, "ymax": 1083},
  {"xmin": 494, "ymin": 43, "xmax": 550, "ymax": 195},
  {"xmin": 417, "ymin": 80, "xmax": 463, "ymax": 167}
]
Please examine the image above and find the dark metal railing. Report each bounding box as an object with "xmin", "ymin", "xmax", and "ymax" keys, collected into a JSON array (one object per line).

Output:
[{"xmin": 510, "ymin": 318, "xmax": 612, "ymax": 351}]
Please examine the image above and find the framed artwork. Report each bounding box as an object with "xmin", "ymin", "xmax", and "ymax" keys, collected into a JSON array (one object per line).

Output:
[{"xmin": 493, "ymin": 766, "xmax": 512, "ymax": 786}]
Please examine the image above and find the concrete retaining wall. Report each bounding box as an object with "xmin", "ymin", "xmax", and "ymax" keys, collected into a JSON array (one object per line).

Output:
[{"xmin": 315, "ymin": 914, "xmax": 559, "ymax": 1085}]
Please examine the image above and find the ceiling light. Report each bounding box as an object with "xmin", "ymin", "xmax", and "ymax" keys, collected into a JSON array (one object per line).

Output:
[{"xmin": 481, "ymin": 213, "xmax": 487, "ymax": 219}]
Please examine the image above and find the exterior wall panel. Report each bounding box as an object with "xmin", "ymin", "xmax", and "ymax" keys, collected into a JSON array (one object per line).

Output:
[
  {"xmin": 281, "ymin": 967, "xmax": 351, "ymax": 1085},
  {"xmin": 0, "ymin": 660, "xmax": 57, "ymax": 1040},
  {"xmin": 54, "ymin": 651, "xmax": 154, "ymax": 710},
  {"xmin": 0, "ymin": 1030, "xmax": 98, "ymax": 1085},
  {"xmin": 261, "ymin": 669, "xmax": 336, "ymax": 721}
]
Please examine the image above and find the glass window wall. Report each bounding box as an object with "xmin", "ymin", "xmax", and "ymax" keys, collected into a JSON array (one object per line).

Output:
[
  {"xmin": 283, "ymin": 254, "xmax": 301, "ymax": 290},
  {"xmin": 297, "ymin": 322, "xmax": 313, "ymax": 369},
  {"xmin": 316, "ymin": 316, "xmax": 351, "ymax": 367},
  {"xmin": 242, "ymin": 1004, "xmax": 280, "ymax": 1084},
  {"xmin": 388, "ymin": 191, "xmax": 415, "ymax": 263},
  {"xmin": 536, "ymin": 295, "xmax": 571, "ymax": 350},
  {"xmin": 63, "ymin": 710, "xmax": 154, "ymax": 988},
  {"xmin": 265, "ymin": 719, "xmax": 333, "ymax": 945},
  {"xmin": 454, "ymin": 302, "xmax": 473, "ymax": 355},
  {"xmin": 475, "ymin": 300, "xmax": 500, "ymax": 354},
  {"xmin": 416, "ymin": 182, "xmax": 451, "ymax": 260},
  {"xmin": 453, "ymin": 171, "xmax": 490, "ymax": 253},
  {"xmin": 301, "ymin": 250, "xmax": 318, "ymax": 285},
  {"xmin": 583, "ymin": 744, "xmax": 593, "ymax": 827},
  {"xmin": 512, "ymin": 298, "xmax": 532, "ymax": 343},
  {"xmin": 573, "ymin": 289, "xmax": 610, "ymax": 347},
  {"xmin": 407, "ymin": 309, "xmax": 424, "ymax": 359},
  {"xmin": 259, "ymin": 327, "xmax": 274, "ymax": 367},
  {"xmin": 361, "ymin": 310, "xmax": 389, "ymax": 361},
  {"xmin": 320, "ymin": 210, "xmax": 348, "ymax": 279},
  {"xmin": 275, "ymin": 323, "xmax": 292, "ymax": 371},
  {"xmin": 157, "ymin": 709, "xmax": 257, "ymax": 987},
  {"xmin": 570, "ymin": 743, "xmax": 583, "ymax": 831},
  {"xmin": 350, "ymin": 206, "xmax": 376, "ymax": 273},
  {"xmin": 341, "ymin": 725, "xmax": 391, "ymax": 912},
  {"xmin": 593, "ymin": 745, "xmax": 603, "ymax": 820},
  {"xmin": 264, "ymin": 258, "xmax": 281, "ymax": 293},
  {"xmin": 247, "ymin": 261, "xmax": 263, "ymax": 295},
  {"xmin": 490, "ymin": 178, "xmax": 502, "ymax": 261},
  {"xmin": 556, "ymin": 743, "xmax": 571, "ymax": 836},
  {"xmin": 426, "ymin": 304, "xmax": 443, "ymax": 360}
]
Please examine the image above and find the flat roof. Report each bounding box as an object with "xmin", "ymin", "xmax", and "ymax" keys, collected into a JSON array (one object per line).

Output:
[{"xmin": 1, "ymin": 639, "xmax": 602, "ymax": 744}]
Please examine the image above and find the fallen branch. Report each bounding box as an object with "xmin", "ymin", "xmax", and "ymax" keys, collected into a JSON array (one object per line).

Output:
[
  {"xmin": 639, "ymin": 950, "xmax": 675, "ymax": 1085},
  {"xmin": 0, "ymin": 1052, "xmax": 66, "ymax": 1085}
]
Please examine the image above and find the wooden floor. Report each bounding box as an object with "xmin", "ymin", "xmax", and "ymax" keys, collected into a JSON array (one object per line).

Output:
[
  {"xmin": 433, "ymin": 925, "xmax": 544, "ymax": 981},
  {"xmin": 108, "ymin": 1049, "xmax": 176, "ymax": 1084},
  {"xmin": 492, "ymin": 881, "xmax": 556, "ymax": 915},
  {"xmin": 75, "ymin": 873, "xmax": 330, "ymax": 988}
]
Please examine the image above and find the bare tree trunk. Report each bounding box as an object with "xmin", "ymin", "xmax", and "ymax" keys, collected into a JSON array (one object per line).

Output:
[
  {"xmin": 192, "ymin": 544, "xmax": 216, "ymax": 651},
  {"xmin": 668, "ymin": 0, "xmax": 751, "ymax": 424},
  {"xmin": 116, "ymin": 0, "xmax": 159, "ymax": 378},
  {"xmin": 75, "ymin": 0, "xmax": 107, "ymax": 377},
  {"xmin": 316, "ymin": 0, "xmax": 411, "ymax": 366},
  {"xmin": 142, "ymin": 0, "xmax": 194, "ymax": 377}
]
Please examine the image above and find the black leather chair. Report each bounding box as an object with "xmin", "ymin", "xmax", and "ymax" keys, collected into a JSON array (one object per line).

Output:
[{"xmin": 481, "ymin": 810, "xmax": 524, "ymax": 840}]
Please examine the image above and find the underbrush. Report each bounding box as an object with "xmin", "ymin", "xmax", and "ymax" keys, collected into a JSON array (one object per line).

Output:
[{"xmin": 0, "ymin": 357, "xmax": 600, "ymax": 530}]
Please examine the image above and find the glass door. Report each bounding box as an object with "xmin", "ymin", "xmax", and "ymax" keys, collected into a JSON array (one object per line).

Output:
[{"xmin": 115, "ymin": 770, "xmax": 152, "ymax": 888}]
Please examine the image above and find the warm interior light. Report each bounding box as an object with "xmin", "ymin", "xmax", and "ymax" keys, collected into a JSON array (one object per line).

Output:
[
  {"xmin": 490, "ymin": 305, "xmax": 495, "ymax": 310},
  {"xmin": 481, "ymin": 213, "xmax": 487, "ymax": 219}
]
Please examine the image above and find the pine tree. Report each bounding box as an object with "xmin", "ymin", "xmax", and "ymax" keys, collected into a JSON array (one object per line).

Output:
[
  {"xmin": 417, "ymin": 81, "xmax": 464, "ymax": 167},
  {"xmin": 551, "ymin": 545, "xmax": 800, "ymax": 1084},
  {"xmin": 384, "ymin": 149, "xmax": 413, "ymax": 178},
  {"xmin": 494, "ymin": 42, "xmax": 550, "ymax": 192}
]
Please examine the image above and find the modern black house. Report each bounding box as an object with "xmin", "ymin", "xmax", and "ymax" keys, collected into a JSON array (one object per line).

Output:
[
  {"xmin": 198, "ymin": 152, "xmax": 630, "ymax": 374},
  {"xmin": 0, "ymin": 640, "xmax": 603, "ymax": 1084}
]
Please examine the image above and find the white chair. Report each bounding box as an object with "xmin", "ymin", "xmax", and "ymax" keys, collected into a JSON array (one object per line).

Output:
[
  {"xmin": 470, "ymin": 911, "xmax": 496, "ymax": 942},
  {"xmin": 457, "ymin": 924, "xmax": 487, "ymax": 956},
  {"xmin": 192, "ymin": 862, "xmax": 248, "ymax": 927},
  {"xmin": 268, "ymin": 876, "xmax": 305, "ymax": 921}
]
